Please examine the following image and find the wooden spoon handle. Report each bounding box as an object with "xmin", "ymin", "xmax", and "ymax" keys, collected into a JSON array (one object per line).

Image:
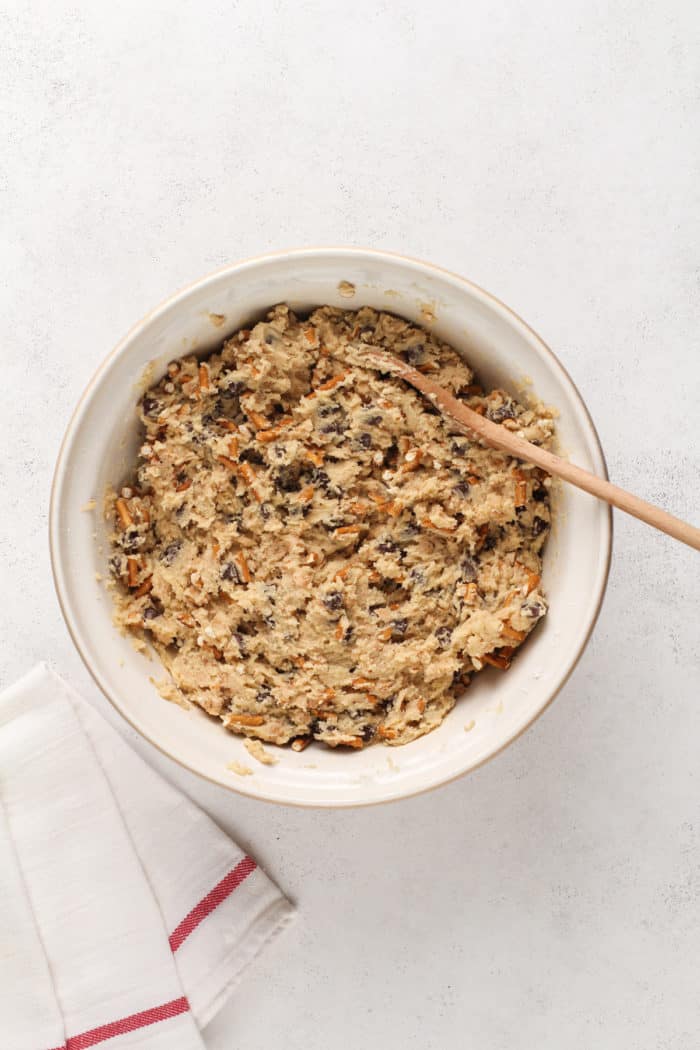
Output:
[{"xmin": 362, "ymin": 349, "xmax": 700, "ymax": 552}]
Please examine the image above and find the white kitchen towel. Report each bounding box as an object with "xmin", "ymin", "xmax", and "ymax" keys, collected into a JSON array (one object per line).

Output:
[{"xmin": 0, "ymin": 664, "xmax": 294, "ymax": 1050}]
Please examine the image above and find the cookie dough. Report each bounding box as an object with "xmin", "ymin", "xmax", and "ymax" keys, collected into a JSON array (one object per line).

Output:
[{"xmin": 108, "ymin": 305, "xmax": 554, "ymax": 748}]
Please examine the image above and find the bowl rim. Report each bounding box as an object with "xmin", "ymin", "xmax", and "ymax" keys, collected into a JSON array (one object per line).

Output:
[{"xmin": 49, "ymin": 245, "xmax": 613, "ymax": 807}]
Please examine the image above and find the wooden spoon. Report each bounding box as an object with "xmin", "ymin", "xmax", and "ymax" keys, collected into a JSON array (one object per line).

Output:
[{"xmin": 359, "ymin": 348, "xmax": 700, "ymax": 552}]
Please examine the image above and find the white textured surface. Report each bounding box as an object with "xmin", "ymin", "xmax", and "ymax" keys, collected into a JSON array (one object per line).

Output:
[{"xmin": 1, "ymin": 2, "xmax": 699, "ymax": 1047}]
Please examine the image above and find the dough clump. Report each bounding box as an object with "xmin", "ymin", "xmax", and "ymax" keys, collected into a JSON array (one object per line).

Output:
[{"xmin": 108, "ymin": 305, "xmax": 553, "ymax": 749}]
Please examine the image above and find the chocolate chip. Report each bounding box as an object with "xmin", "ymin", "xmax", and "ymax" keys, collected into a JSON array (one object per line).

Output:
[
  {"xmin": 239, "ymin": 447, "xmax": 264, "ymax": 465},
  {"xmin": 273, "ymin": 467, "xmax": 301, "ymax": 493},
  {"xmin": 522, "ymin": 601, "xmax": 544, "ymax": 618},
  {"xmin": 256, "ymin": 684, "xmax": 273, "ymax": 703},
  {"xmin": 405, "ymin": 344, "xmax": 425, "ymax": 365},
  {"xmin": 532, "ymin": 516, "xmax": 549, "ymax": 536},
  {"xmin": 487, "ymin": 400, "xmax": 517, "ymax": 423},
  {"xmin": 260, "ymin": 502, "xmax": 272, "ymax": 520},
  {"xmin": 361, "ymin": 724, "xmax": 376, "ymax": 742},
  {"xmin": 312, "ymin": 468, "xmax": 331, "ymax": 489},
  {"xmin": 461, "ymin": 557, "xmax": 478, "ymax": 582},
  {"xmin": 143, "ymin": 606, "xmax": 161, "ymax": 620},
  {"xmin": 158, "ymin": 541, "xmax": 180, "ymax": 567},
  {"xmin": 408, "ymin": 567, "xmax": 426, "ymax": 586},
  {"xmin": 532, "ymin": 486, "xmax": 548, "ymax": 502},
  {"xmin": 453, "ymin": 481, "xmax": 471, "ymax": 498},
  {"xmin": 357, "ymin": 432, "xmax": 373, "ymax": 449},
  {"xmin": 223, "ymin": 380, "xmax": 245, "ymax": 396},
  {"xmin": 141, "ymin": 396, "xmax": 160, "ymax": 418},
  {"xmin": 221, "ymin": 562, "xmax": 241, "ymax": 583},
  {"xmin": 390, "ymin": 618, "xmax": 408, "ymax": 636},
  {"xmin": 435, "ymin": 626, "xmax": 452, "ymax": 648},
  {"xmin": 318, "ymin": 404, "xmax": 343, "ymax": 418},
  {"xmin": 377, "ymin": 539, "xmax": 399, "ymax": 554},
  {"xmin": 319, "ymin": 421, "xmax": 345, "ymax": 435},
  {"xmin": 482, "ymin": 529, "xmax": 499, "ymax": 551},
  {"xmin": 311, "ymin": 469, "xmax": 341, "ymax": 498},
  {"xmin": 232, "ymin": 631, "xmax": 248, "ymax": 657},
  {"xmin": 323, "ymin": 592, "xmax": 344, "ymax": 611},
  {"xmin": 119, "ymin": 528, "xmax": 142, "ymax": 557},
  {"xmin": 383, "ymin": 444, "xmax": 399, "ymax": 468},
  {"xmin": 365, "ymin": 414, "xmax": 383, "ymax": 426}
]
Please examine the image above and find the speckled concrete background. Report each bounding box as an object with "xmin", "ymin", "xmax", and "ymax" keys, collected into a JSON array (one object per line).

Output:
[{"xmin": 1, "ymin": 2, "xmax": 699, "ymax": 1047}]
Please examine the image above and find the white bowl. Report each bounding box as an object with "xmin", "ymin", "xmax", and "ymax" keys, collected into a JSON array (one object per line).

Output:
[{"xmin": 50, "ymin": 248, "xmax": 611, "ymax": 807}]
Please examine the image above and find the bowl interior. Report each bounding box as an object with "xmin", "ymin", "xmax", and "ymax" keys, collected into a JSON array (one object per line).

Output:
[{"xmin": 51, "ymin": 250, "xmax": 610, "ymax": 806}]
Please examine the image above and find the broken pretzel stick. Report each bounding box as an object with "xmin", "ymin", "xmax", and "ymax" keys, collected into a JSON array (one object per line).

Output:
[
  {"xmin": 236, "ymin": 461, "xmax": 262, "ymax": 502},
  {"xmin": 115, "ymin": 498, "xmax": 133, "ymax": 528},
  {"xmin": 246, "ymin": 409, "xmax": 269, "ymax": 430},
  {"xmin": 234, "ymin": 550, "xmax": 252, "ymax": 583},
  {"xmin": 216, "ymin": 455, "xmax": 239, "ymax": 471},
  {"xmin": 481, "ymin": 647, "xmax": 515, "ymax": 670},
  {"xmin": 217, "ymin": 418, "xmax": 239, "ymax": 432},
  {"xmin": 315, "ymin": 371, "xmax": 349, "ymax": 392},
  {"xmin": 525, "ymin": 571, "xmax": 540, "ymax": 594},
  {"xmin": 132, "ymin": 575, "xmax": 153, "ymax": 598},
  {"xmin": 127, "ymin": 557, "xmax": 139, "ymax": 588}
]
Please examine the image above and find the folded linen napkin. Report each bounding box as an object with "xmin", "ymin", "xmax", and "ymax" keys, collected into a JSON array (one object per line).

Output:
[{"xmin": 0, "ymin": 664, "xmax": 294, "ymax": 1050}]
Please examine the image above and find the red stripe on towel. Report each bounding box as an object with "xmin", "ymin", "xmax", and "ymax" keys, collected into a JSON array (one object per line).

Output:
[
  {"xmin": 169, "ymin": 855, "xmax": 257, "ymax": 952},
  {"xmin": 45, "ymin": 857, "xmax": 257, "ymax": 1049},
  {"xmin": 48, "ymin": 995, "xmax": 190, "ymax": 1049}
]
